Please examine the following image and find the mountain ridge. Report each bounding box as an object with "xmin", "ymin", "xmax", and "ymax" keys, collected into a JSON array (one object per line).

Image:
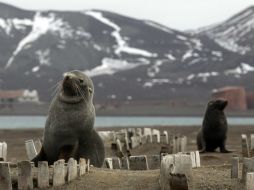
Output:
[{"xmin": 0, "ymin": 3, "xmax": 253, "ymax": 104}]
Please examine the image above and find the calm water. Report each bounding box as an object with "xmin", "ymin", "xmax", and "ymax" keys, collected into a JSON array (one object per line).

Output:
[{"xmin": 0, "ymin": 116, "xmax": 253, "ymax": 129}]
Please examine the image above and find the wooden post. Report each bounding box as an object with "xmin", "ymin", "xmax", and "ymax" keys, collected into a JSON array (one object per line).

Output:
[
  {"xmin": 0, "ymin": 162, "xmax": 12, "ymax": 190},
  {"xmin": 129, "ymin": 155, "xmax": 149, "ymax": 170},
  {"xmin": 141, "ymin": 135, "xmax": 147, "ymax": 145},
  {"xmin": 147, "ymin": 155, "xmax": 161, "ymax": 170},
  {"xmin": 136, "ymin": 128, "xmax": 142, "ymax": 136},
  {"xmin": 195, "ymin": 151, "xmax": 201, "ymax": 167},
  {"xmin": 112, "ymin": 157, "xmax": 121, "ymax": 169},
  {"xmin": 160, "ymin": 155, "xmax": 174, "ymax": 190},
  {"xmin": 190, "ymin": 152, "xmax": 196, "ymax": 168},
  {"xmin": 86, "ymin": 159, "xmax": 90, "ymax": 172},
  {"xmin": 180, "ymin": 136, "xmax": 187, "ymax": 152},
  {"xmin": 53, "ymin": 159, "xmax": 65, "ymax": 186},
  {"xmin": 67, "ymin": 158, "xmax": 78, "ymax": 182},
  {"xmin": 34, "ymin": 139, "xmax": 42, "ymax": 153},
  {"xmin": 121, "ymin": 157, "xmax": 130, "ymax": 170},
  {"xmin": 37, "ymin": 161, "xmax": 49, "ymax": 188},
  {"xmin": 163, "ymin": 131, "xmax": 169, "ymax": 144},
  {"xmin": 116, "ymin": 139, "xmax": 123, "ymax": 152},
  {"xmin": 125, "ymin": 135, "xmax": 130, "ymax": 150},
  {"xmin": 0, "ymin": 142, "xmax": 7, "ymax": 161},
  {"xmin": 172, "ymin": 136, "xmax": 176, "ymax": 153},
  {"xmin": 78, "ymin": 158, "xmax": 86, "ymax": 176},
  {"xmin": 246, "ymin": 172, "xmax": 254, "ymax": 190},
  {"xmin": 105, "ymin": 158, "xmax": 113, "ymax": 169},
  {"xmin": 242, "ymin": 134, "xmax": 250, "ymax": 158},
  {"xmin": 250, "ymin": 134, "xmax": 254, "ymax": 157},
  {"xmin": 242, "ymin": 157, "xmax": 254, "ymax": 183},
  {"xmin": 231, "ymin": 156, "xmax": 239, "ymax": 179},
  {"xmin": 131, "ymin": 136, "xmax": 139, "ymax": 149},
  {"xmin": 172, "ymin": 154, "xmax": 193, "ymax": 189},
  {"xmin": 152, "ymin": 129, "xmax": 160, "ymax": 143},
  {"xmin": 144, "ymin": 128, "xmax": 152, "ymax": 143},
  {"xmin": 17, "ymin": 161, "xmax": 33, "ymax": 190},
  {"xmin": 25, "ymin": 140, "xmax": 37, "ymax": 160}
]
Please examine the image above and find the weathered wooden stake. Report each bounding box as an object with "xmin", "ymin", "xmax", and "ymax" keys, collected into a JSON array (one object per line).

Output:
[
  {"xmin": 242, "ymin": 157, "xmax": 254, "ymax": 183},
  {"xmin": 147, "ymin": 155, "xmax": 161, "ymax": 170},
  {"xmin": 190, "ymin": 152, "xmax": 196, "ymax": 168},
  {"xmin": 78, "ymin": 158, "xmax": 86, "ymax": 176},
  {"xmin": 86, "ymin": 159, "xmax": 90, "ymax": 172},
  {"xmin": 53, "ymin": 159, "xmax": 65, "ymax": 186},
  {"xmin": 144, "ymin": 128, "xmax": 152, "ymax": 143},
  {"xmin": 180, "ymin": 136, "xmax": 187, "ymax": 152},
  {"xmin": 37, "ymin": 161, "xmax": 49, "ymax": 188},
  {"xmin": 131, "ymin": 136, "xmax": 140, "ymax": 148},
  {"xmin": 17, "ymin": 161, "xmax": 33, "ymax": 190},
  {"xmin": 195, "ymin": 151, "xmax": 201, "ymax": 167},
  {"xmin": 25, "ymin": 140, "xmax": 37, "ymax": 160},
  {"xmin": 34, "ymin": 139, "xmax": 42, "ymax": 153},
  {"xmin": 0, "ymin": 142, "xmax": 7, "ymax": 161},
  {"xmin": 0, "ymin": 162, "xmax": 12, "ymax": 190},
  {"xmin": 250, "ymin": 134, "xmax": 254, "ymax": 157},
  {"xmin": 67, "ymin": 158, "xmax": 78, "ymax": 182},
  {"xmin": 160, "ymin": 155, "xmax": 174, "ymax": 190},
  {"xmin": 163, "ymin": 131, "xmax": 169, "ymax": 144},
  {"xmin": 112, "ymin": 157, "xmax": 121, "ymax": 169},
  {"xmin": 129, "ymin": 155, "xmax": 149, "ymax": 170},
  {"xmin": 105, "ymin": 158, "xmax": 113, "ymax": 169},
  {"xmin": 231, "ymin": 156, "xmax": 239, "ymax": 179},
  {"xmin": 121, "ymin": 157, "xmax": 130, "ymax": 170},
  {"xmin": 116, "ymin": 138, "xmax": 123, "ymax": 152},
  {"xmin": 246, "ymin": 172, "xmax": 254, "ymax": 190},
  {"xmin": 152, "ymin": 129, "xmax": 160, "ymax": 143},
  {"xmin": 242, "ymin": 134, "xmax": 250, "ymax": 158}
]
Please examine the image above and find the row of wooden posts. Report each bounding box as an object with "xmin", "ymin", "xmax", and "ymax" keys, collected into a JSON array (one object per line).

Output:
[
  {"xmin": 0, "ymin": 157, "xmax": 90, "ymax": 190},
  {"xmin": 103, "ymin": 127, "xmax": 188, "ymax": 154},
  {"xmin": 0, "ymin": 141, "xmax": 90, "ymax": 189},
  {"xmin": 104, "ymin": 151, "xmax": 200, "ymax": 171}
]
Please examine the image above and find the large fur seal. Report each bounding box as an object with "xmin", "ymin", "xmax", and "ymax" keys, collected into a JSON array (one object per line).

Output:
[
  {"xmin": 32, "ymin": 70, "xmax": 105, "ymax": 167},
  {"xmin": 197, "ymin": 99, "xmax": 231, "ymax": 153}
]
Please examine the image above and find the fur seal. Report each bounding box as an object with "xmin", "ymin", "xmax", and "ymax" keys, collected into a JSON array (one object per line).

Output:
[
  {"xmin": 32, "ymin": 70, "xmax": 105, "ymax": 167},
  {"xmin": 197, "ymin": 99, "xmax": 231, "ymax": 153}
]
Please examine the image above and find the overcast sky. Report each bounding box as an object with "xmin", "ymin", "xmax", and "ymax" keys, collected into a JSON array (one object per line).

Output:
[{"xmin": 1, "ymin": 0, "xmax": 254, "ymax": 30}]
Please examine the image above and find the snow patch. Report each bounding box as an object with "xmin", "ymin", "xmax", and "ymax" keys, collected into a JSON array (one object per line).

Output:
[
  {"xmin": 5, "ymin": 12, "xmax": 91, "ymax": 69},
  {"xmin": 165, "ymin": 54, "xmax": 176, "ymax": 61},
  {"xmin": 196, "ymin": 72, "xmax": 219, "ymax": 83},
  {"xmin": 35, "ymin": 49, "xmax": 51, "ymax": 66},
  {"xmin": 84, "ymin": 58, "xmax": 149, "ymax": 77},
  {"xmin": 85, "ymin": 11, "xmax": 157, "ymax": 58},
  {"xmin": 32, "ymin": 66, "xmax": 40, "ymax": 72},
  {"xmin": 224, "ymin": 62, "xmax": 254, "ymax": 75}
]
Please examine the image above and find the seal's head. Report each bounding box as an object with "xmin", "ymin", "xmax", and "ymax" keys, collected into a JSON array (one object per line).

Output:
[
  {"xmin": 208, "ymin": 99, "xmax": 228, "ymax": 111},
  {"xmin": 59, "ymin": 70, "xmax": 94, "ymax": 103}
]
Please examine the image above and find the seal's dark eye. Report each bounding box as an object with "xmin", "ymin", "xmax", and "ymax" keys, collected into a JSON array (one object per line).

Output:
[{"xmin": 79, "ymin": 79, "xmax": 84, "ymax": 83}]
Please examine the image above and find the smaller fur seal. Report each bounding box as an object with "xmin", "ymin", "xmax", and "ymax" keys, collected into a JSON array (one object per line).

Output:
[
  {"xmin": 197, "ymin": 99, "xmax": 231, "ymax": 153},
  {"xmin": 32, "ymin": 70, "xmax": 105, "ymax": 167}
]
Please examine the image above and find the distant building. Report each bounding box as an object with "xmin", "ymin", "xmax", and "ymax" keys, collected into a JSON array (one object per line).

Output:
[
  {"xmin": 212, "ymin": 86, "xmax": 247, "ymax": 111},
  {"xmin": 0, "ymin": 89, "xmax": 39, "ymax": 103},
  {"xmin": 247, "ymin": 92, "xmax": 254, "ymax": 109}
]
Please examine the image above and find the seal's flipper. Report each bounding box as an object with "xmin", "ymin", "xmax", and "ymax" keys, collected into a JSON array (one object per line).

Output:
[{"xmin": 31, "ymin": 146, "xmax": 47, "ymax": 167}]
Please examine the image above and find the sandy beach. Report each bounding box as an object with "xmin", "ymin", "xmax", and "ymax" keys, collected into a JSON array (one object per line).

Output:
[{"xmin": 1, "ymin": 125, "xmax": 253, "ymax": 189}]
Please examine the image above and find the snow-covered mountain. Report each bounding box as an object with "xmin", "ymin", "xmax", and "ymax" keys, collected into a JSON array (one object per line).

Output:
[{"xmin": 0, "ymin": 3, "xmax": 253, "ymax": 104}]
